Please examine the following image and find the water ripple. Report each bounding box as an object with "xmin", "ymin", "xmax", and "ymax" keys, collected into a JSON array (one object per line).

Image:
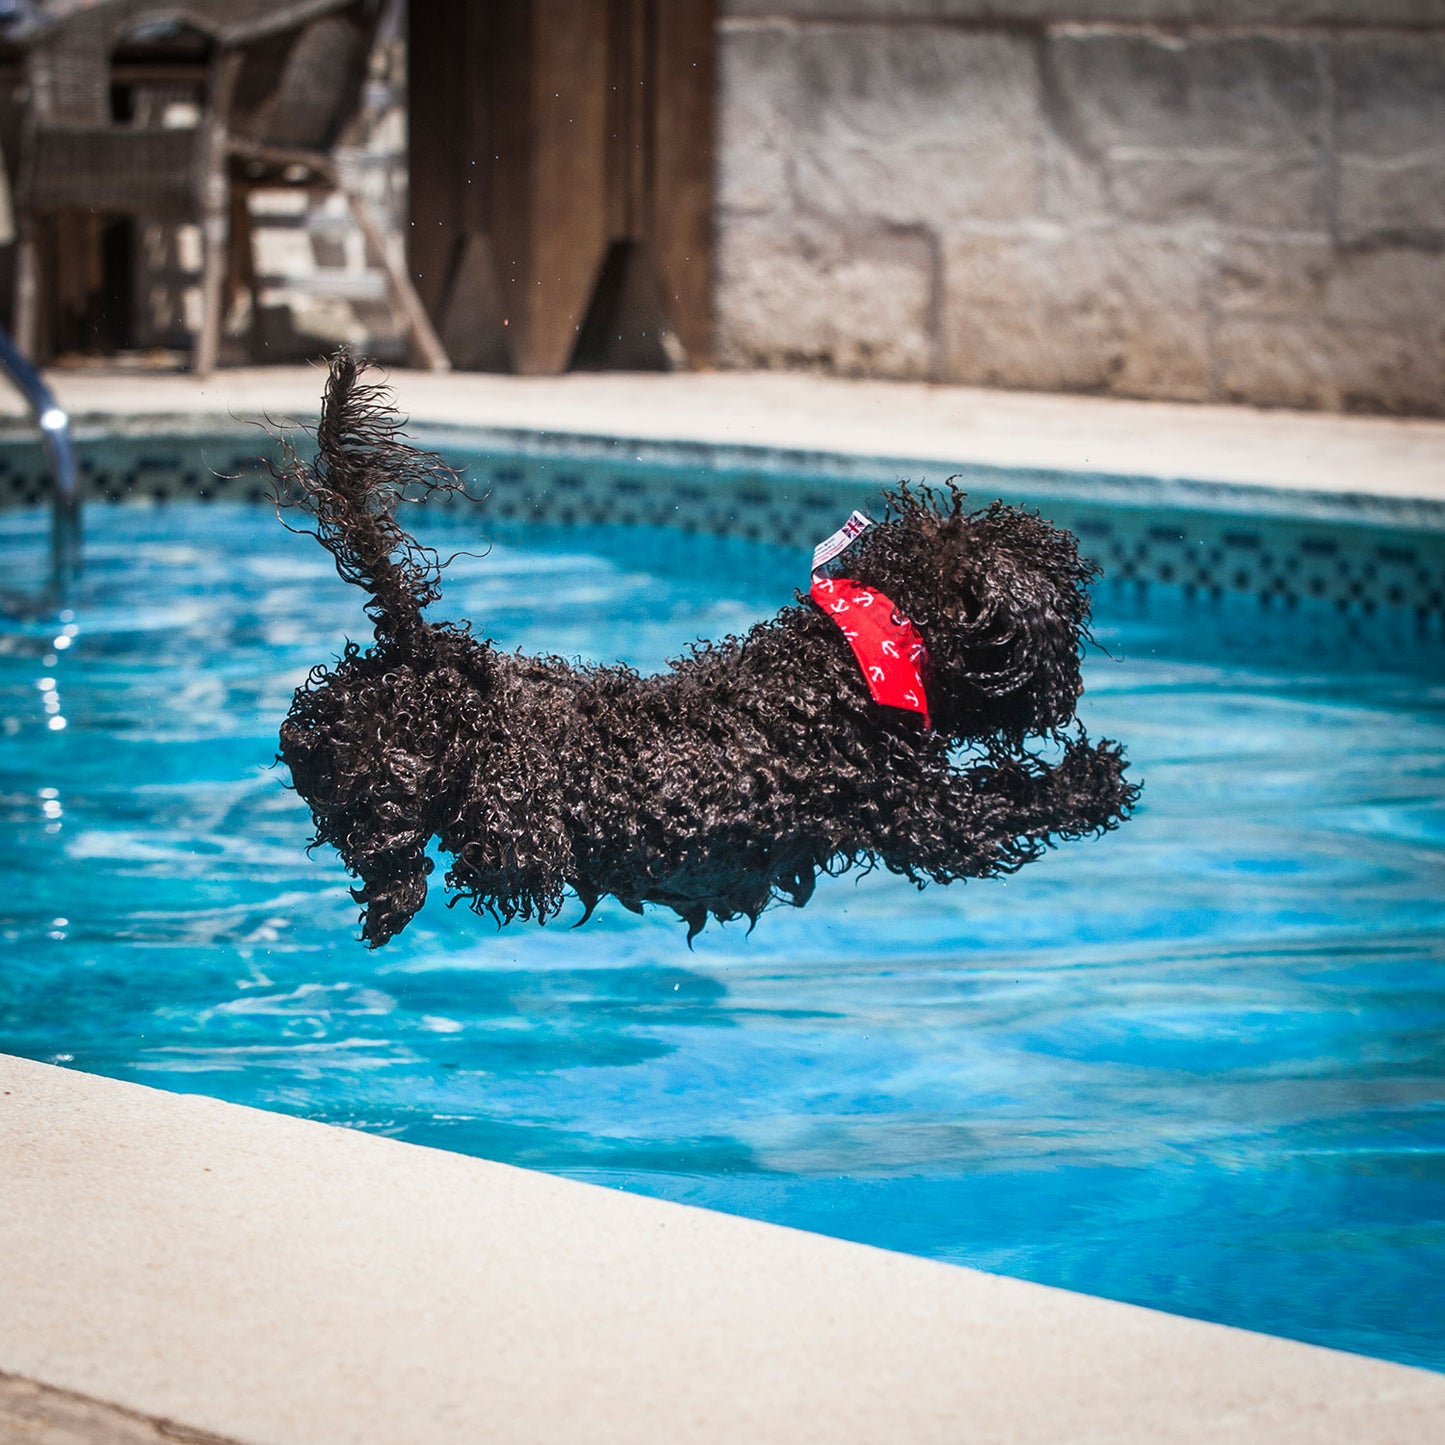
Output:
[{"xmin": 2, "ymin": 502, "xmax": 1444, "ymax": 1371}]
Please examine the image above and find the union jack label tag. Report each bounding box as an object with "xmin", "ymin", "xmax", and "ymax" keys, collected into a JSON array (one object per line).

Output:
[{"xmin": 811, "ymin": 510, "xmax": 872, "ymax": 574}]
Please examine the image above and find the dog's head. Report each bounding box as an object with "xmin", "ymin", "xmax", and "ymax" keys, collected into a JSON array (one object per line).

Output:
[{"xmin": 837, "ymin": 486, "xmax": 1097, "ymax": 745}]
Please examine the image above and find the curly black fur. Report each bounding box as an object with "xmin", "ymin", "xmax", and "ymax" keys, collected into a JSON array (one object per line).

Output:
[{"xmin": 278, "ymin": 354, "xmax": 1139, "ymax": 947}]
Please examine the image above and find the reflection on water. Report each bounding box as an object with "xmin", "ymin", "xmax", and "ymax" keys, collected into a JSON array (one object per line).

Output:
[{"xmin": 2, "ymin": 502, "xmax": 1444, "ymax": 1372}]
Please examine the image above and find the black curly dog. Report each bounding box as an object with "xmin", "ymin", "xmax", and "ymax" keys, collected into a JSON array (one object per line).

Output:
[{"xmin": 279, "ymin": 355, "xmax": 1138, "ymax": 946}]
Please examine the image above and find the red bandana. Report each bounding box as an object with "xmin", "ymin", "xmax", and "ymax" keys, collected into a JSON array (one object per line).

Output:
[{"xmin": 810, "ymin": 575, "xmax": 931, "ymax": 728}]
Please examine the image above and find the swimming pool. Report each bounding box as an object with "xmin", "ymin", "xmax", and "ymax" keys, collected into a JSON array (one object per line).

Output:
[{"xmin": 2, "ymin": 484, "xmax": 1444, "ymax": 1373}]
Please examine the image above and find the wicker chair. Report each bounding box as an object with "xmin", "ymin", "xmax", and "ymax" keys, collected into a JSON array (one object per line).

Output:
[
  {"xmin": 11, "ymin": 0, "xmax": 446, "ymax": 374},
  {"xmin": 221, "ymin": 0, "xmax": 446, "ymax": 370}
]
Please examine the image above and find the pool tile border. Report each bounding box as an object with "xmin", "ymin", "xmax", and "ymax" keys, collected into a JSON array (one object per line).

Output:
[{"xmin": 1, "ymin": 417, "xmax": 1443, "ymax": 624}]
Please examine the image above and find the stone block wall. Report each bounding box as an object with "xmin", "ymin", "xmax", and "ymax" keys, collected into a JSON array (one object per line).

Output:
[{"xmin": 714, "ymin": 1, "xmax": 1445, "ymax": 413}]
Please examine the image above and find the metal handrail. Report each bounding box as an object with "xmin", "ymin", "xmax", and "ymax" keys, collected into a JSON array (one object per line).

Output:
[{"xmin": 0, "ymin": 323, "xmax": 80, "ymax": 605}]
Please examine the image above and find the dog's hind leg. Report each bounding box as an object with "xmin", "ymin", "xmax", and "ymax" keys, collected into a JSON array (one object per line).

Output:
[{"xmin": 352, "ymin": 846, "xmax": 434, "ymax": 948}]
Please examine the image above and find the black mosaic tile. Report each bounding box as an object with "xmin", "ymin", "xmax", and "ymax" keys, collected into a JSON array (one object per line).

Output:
[{"xmin": 3, "ymin": 430, "xmax": 1444, "ymax": 619}]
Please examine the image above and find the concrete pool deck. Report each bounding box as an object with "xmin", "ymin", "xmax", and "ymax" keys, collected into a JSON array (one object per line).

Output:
[
  {"xmin": 9, "ymin": 363, "xmax": 1445, "ymax": 504},
  {"xmin": 5, "ymin": 1053, "xmax": 1445, "ymax": 1445},
  {"xmin": 5, "ymin": 367, "xmax": 1445, "ymax": 1441}
]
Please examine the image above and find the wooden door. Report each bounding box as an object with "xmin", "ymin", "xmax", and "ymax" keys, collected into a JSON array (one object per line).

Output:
[{"xmin": 407, "ymin": 0, "xmax": 714, "ymax": 374}]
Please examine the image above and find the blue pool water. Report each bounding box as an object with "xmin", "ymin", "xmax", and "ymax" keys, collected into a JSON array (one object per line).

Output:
[{"xmin": 3, "ymin": 501, "xmax": 1444, "ymax": 1371}]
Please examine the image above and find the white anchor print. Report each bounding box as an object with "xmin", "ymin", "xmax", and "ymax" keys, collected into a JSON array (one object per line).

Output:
[{"xmin": 810, "ymin": 563, "xmax": 930, "ymax": 723}]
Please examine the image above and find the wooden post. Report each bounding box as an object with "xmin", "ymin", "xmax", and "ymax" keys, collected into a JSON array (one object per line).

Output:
[
  {"xmin": 407, "ymin": 0, "xmax": 714, "ymax": 374},
  {"xmin": 649, "ymin": 0, "xmax": 715, "ymax": 367}
]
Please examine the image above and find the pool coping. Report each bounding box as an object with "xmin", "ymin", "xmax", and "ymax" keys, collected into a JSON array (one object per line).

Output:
[
  {"xmin": 5, "ymin": 1051, "xmax": 1445, "ymax": 1445},
  {"xmin": 6, "ymin": 365, "xmax": 1445, "ymax": 514}
]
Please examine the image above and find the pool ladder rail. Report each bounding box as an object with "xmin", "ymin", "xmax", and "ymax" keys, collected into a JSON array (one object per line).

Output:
[{"xmin": 0, "ymin": 321, "xmax": 79, "ymax": 608}]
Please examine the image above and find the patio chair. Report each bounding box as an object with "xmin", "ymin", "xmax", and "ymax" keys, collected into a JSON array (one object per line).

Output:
[
  {"xmin": 11, "ymin": 0, "xmax": 446, "ymax": 374},
  {"xmin": 222, "ymin": 0, "xmax": 447, "ymax": 370}
]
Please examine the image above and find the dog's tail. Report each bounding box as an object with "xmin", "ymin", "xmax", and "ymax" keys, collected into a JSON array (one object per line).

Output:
[{"xmin": 277, "ymin": 351, "xmax": 462, "ymax": 641}]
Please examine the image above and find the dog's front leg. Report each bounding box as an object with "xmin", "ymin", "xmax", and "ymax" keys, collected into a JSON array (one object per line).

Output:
[{"xmin": 875, "ymin": 735, "xmax": 1137, "ymax": 885}]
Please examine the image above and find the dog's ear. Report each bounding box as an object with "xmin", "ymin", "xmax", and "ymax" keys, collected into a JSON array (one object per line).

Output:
[{"xmin": 927, "ymin": 519, "xmax": 1092, "ymax": 742}]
